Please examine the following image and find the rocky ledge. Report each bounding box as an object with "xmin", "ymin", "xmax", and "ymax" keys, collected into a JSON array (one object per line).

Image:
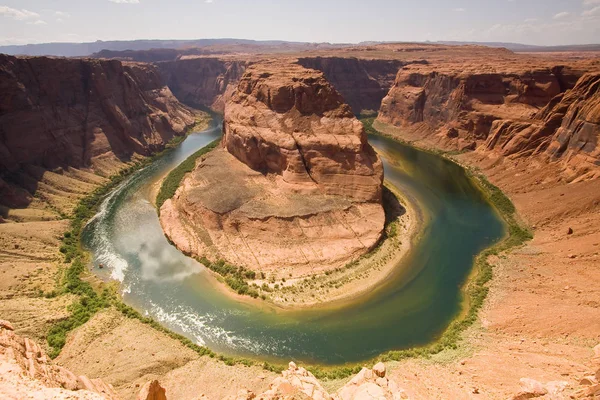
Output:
[{"xmin": 160, "ymin": 62, "xmax": 385, "ymax": 275}]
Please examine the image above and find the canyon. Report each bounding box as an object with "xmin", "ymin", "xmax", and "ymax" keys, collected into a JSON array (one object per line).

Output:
[{"xmin": 0, "ymin": 42, "xmax": 599, "ymax": 400}]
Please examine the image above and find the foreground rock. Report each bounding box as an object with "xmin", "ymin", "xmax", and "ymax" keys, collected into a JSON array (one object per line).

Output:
[
  {"xmin": 231, "ymin": 361, "xmax": 408, "ymax": 400},
  {"xmin": 161, "ymin": 62, "xmax": 385, "ymax": 274},
  {"xmin": 0, "ymin": 320, "xmax": 118, "ymax": 399}
]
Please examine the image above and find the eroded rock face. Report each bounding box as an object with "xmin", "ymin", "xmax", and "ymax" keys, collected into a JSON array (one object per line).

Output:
[
  {"xmin": 0, "ymin": 54, "xmax": 196, "ymax": 174},
  {"xmin": 0, "ymin": 54, "xmax": 197, "ymax": 208},
  {"xmin": 377, "ymin": 63, "xmax": 599, "ymax": 179},
  {"xmin": 223, "ymin": 62, "xmax": 383, "ymax": 203},
  {"xmin": 161, "ymin": 62, "xmax": 385, "ymax": 273},
  {"xmin": 297, "ymin": 57, "xmax": 406, "ymax": 114},
  {"xmin": 0, "ymin": 321, "xmax": 119, "ymax": 399},
  {"xmin": 484, "ymin": 73, "xmax": 600, "ymax": 179},
  {"xmin": 158, "ymin": 57, "xmax": 247, "ymax": 111}
]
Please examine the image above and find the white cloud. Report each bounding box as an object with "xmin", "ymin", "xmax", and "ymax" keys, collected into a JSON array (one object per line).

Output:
[
  {"xmin": 30, "ymin": 20, "xmax": 47, "ymax": 25},
  {"xmin": 205, "ymin": 0, "xmax": 214, "ymax": 3},
  {"xmin": 553, "ymin": 11, "xmax": 570, "ymax": 19},
  {"xmin": 108, "ymin": 0, "xmax": 140, "ymax": 3},
  {"xmin": 0, "ymin": 6, "xmax": 40, "ymax": 20},
  {"xmin": 582, "ymin": 5, "xmax": 600, "ymax": 16},
  {"xmin": 583, "ymin": 0, "xmax": 600, "ymax": 6},
  {"xmin": 54, "ymin": 11, "xmax": 71, "ymax": 18},
  {"xmin": 454, "ymin": 7, "xmax": 465, "ymax": 12}
]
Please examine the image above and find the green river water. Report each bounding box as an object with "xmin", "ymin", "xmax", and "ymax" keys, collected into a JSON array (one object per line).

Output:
[{"xmin": 81, "ymin": 121, "xmax": 505, "ymax": 365}]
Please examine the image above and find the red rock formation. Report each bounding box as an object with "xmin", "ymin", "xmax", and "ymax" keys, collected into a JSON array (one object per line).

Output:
[
  {"xmin": 223, "ymin": 62, "xmax": 383, "ymax": 202},
  {"xmin": 485, "ymin": 73, "xmax": 600, "ymax": 179},
  {"xmin": 0, "ymin": 54, "xmax": 197, "ymax": 207},
  {"xmin": 160, "ymin": 62, "xmax": 385, "ymax": 273},
  {"xmin": 157, "ymin": 57, "xmax": 247, "ymax": 111},
  {"xmin": 377, "ymin": 63, "xmax": 599, "ymax": 178}
]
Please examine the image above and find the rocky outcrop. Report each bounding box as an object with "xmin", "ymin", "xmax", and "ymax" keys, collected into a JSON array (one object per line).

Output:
[
  {"xmin": 0, "ymin": 320, "xmax": 119, "ymax": 399},
  {"xmin": 233, "ymin": 361, "xmax": 408, "ymax": 400},
  {"xmin": 158, "ymin": 57, "xmax": 247, "ymax": 111},
  {"xmin": 160, "ymin": 62, "xmax": 385, "ymax": 273},
  {"xmin": 377, "ymin": 63, "xmax": 599, "ymax": 178},
  {"xmin": 0, "ymin": 54, "xmax": 197, "ymax": 208},
  {"xmin": 223, "ymin": 62, "xmax": 383, "ymax": 202},
  {"xmin": 297, "ymin": 57, "xmax": 406, "ymax": 114}
]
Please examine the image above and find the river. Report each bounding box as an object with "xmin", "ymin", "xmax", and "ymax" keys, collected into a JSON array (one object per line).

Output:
[{"xmin": 81, "ymin": 121, "xmax": 505, "ymax": 365}]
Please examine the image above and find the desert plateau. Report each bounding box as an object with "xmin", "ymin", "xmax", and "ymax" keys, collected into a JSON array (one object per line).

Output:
[{"xmin": 1, "ymin": 1, "xmax": 600, "ymax": 399}]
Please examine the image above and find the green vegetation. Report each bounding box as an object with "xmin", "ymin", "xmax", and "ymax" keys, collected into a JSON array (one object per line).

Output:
[
  {"xmin": 361, "ymin": 116, "xmax": 379, "ymax": 136},
  {"xmin": 46, "ymin": 259, "xmax": 112, "ymax": 358},
  {"xmin": 199, "ymin": 257, "xmax": 261, "ymax": 298},
  {"xmin": 156, "ymin": 138, "xmax": 220, "ymax": 210}
]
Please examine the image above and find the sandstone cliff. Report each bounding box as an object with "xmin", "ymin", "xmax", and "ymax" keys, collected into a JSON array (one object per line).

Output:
[
  {"xmin": 485, "ymin": 72, "xmax": 600, "ymax": 180},
  {"xmin": 297, "ymin": 57, "xmax": 406, "ymax": 114},
  {"xmin": 158, "ymin": 57, "xmax": 247, "ymax": 111},
  {"xmin": 377, "ymin": 63, "xmax": 599, "ymax": 178},
  {"xmin": 0, "ymin": 54, "xmax": 197, "ymax": 208},
  {"xmin": 223, "ymin": 62, "xmax": 383, "ymax": 202},
  {"xmin": 160, "ymin": 62, "xmax": 385, "ymax": 274}
]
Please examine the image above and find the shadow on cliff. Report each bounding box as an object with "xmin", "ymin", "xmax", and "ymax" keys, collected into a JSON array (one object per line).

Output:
[{"xmin": 382, "ymin": 186, "xmax": 406, "ymax": 234}]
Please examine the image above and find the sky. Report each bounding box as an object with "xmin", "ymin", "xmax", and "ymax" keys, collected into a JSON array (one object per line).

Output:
[{"xmin": 0, "ymin": 0, "xmax": 599, "ymax": 46}]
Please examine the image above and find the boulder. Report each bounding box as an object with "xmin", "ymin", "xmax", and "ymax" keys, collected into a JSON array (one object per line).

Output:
[{"xmin": 373, "ymin": 362, "xmax": 386, "ymax": 378}]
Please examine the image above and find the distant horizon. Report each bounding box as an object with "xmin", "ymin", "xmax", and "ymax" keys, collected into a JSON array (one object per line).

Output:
[
  {"xmin": 0, "ymin": 37, "xmax": 600, "ymax": 48},
  {"xmin": 1, "ymin": 37, "xmax": 600, "ymax": 48}
]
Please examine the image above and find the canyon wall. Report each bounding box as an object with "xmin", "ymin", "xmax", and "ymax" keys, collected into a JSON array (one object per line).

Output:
[
  {"xmin": 377, "ymin": 63, "xmax": 599, "ymax": 178},
  {"xmin": 158, "ymin": 56, "xmax": 406, "ymax": 116},
  {"xmin": 297, "ymin": 56, "xmax": 406, "ymax": 114},
  {"xmin": 157, "ymin": 57, "xmax": 247, "ymax": 111},
  {"xmin": 0, "ymin": 54, "xmax": 197, "ymax": 208}
]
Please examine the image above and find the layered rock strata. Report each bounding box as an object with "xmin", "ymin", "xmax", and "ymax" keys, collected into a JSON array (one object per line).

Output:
[
  {"xmin": 0, "ymin": 54, "xmax": 197, "ymax": 208},
  {"xmin": 377, "ymin": 63, "xmax": 600, "ymax": 179},
  {"xmin": 297, "ymin": 57, "xmax": 406, "ymax": 114},
  {"xmin": 160, "ymin": 62, "xmax": 385, "ymax": 273},
  {"xmin": 158, "ymin": 57, "xmax": 247, "ymax": 111}
]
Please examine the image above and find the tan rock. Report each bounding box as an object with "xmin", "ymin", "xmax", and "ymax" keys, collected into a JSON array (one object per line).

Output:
[
  {"xmin": 580, "ymin": 376, "xmax": 598, "ymax": 386},
  {"xmin": 593, "ymin": 343, "xmax": 600, "ymax": 358},
  {"xmin": 0, "ymin": 321, "xmax": 119, "ymax": 399},
  {"xmin": 511, "ymin": 378, "xmax": 548, "ymax": 399},
  {"xmin": 137, "ymin": 380, "xmax": 167, "ymax": 400},
  {"xmin": 0, "ymin": 320, "xmax": 14, "ymax": 331},
  {"xmin": 372, "ymin": 362, "xmax": 386, "ymax": 378}
]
